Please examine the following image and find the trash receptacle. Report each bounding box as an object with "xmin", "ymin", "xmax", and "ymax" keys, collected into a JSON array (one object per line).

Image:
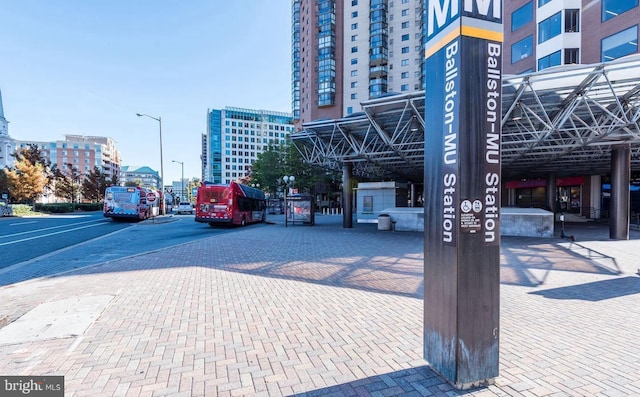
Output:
[{"xmin": 378, "ymin": 214, "xmax": 391, "ymax": 231}]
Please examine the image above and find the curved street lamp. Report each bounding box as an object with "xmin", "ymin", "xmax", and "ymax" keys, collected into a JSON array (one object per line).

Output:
[
  {"xmin": 136, "ymin": 113, "xmax": 165, "ymax": 215},
  {"xmin": 282, "ymin": 175, "xmax": 295, "ymax": 227},
  {"xmin": 172, "ymin": 160, "xmax": 184, "ymax": 203},
  {"xmin": 282, "ymin": 175, "xmax": 295, "ymax": 191}
]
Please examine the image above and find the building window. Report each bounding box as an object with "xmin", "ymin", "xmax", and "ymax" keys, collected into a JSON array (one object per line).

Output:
[
  {"xmin": 565, "ymin": 48, "xmax": 579, "ymax": 64},
  {"xmin": 512, "ymin": 35, "xmax": 533, "ymax": 63},
  {"xmin": 351, "ymin": 70, "xmax": 358, "ymax": 76},
  {"xmin": 401, "ymin": 59, "xmax": 410, "ymax": 66},
  {"xmin": 538, "ymin": 12, "xmax": 561, "ymax": 43},
  {"xmin": 601, "ymin": 26, "xmax": 638, "ymax": 61},
  {"xmin": 401, "ymin": 84, "xmax": 409, "ymax": 91},
  {"xmin": 538, "ymin": 0, "xmax": 551, "ymax": 6},
  {"xmin": 401, "ymin": 46, "xmax": 409, "ymax": 53},
  {"xmin": 402, "ymin": 34, "xmax": 410, "ymax": 41},
  {"xmin": 351, "ymin": 23, "xmax": 358, "ymax": 29},
  {"xmin": 351, "ymin": 81, "xmax": 358, "ymax": 88},
  {"xmin": 402, "ymin": 21, "xmax": 410, "ymax": 29},
  {"xmin": 352, "ymin": 11, "xmax": 358, "ymax": 17},
  {"xmin": 512, "ymin": 2, "xmax": 533, "ymax": 31},
  {"xmin": 351, "ymin": 93, "xmax": 357, "ymax": 99},
  {"xmin": 352, "ymin": 35, "xmax": 358, "ymax": 41},
  {"xmin": 565, "ymin": 9, "xmax": 579, "ymax": 32},
  {"xmin": 351, "ymin": 46, "xmax": 358, "ymax": 53},
  {"xmin": 352, "ymin": 0, "xmax": 358, "ymax": 5},
  {"xmin": 351, "ymin": 58, "xmax": 358, "ymax": 64},
  {"xmin": 537, "ymin": 50, "xmax": 561, "ymax": 70},
  {"xmin": 401, "ymin": 9, "xmax": 409, "ymax": 16},
  {"xmin": 602, "ymin": 0, "xmax": 638, "ymax": 21},
  {"xmin": 401, "ymin": 71, "xmax": 409, "ymax": 78}
]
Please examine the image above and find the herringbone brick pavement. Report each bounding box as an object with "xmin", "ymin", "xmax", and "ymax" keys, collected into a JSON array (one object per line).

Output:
[{"xmin": 0, "ymin": 216, "xmax": 639, "ymax": 396}]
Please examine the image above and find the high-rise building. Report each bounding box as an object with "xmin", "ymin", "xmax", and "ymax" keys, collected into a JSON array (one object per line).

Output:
[
  {"xmin": 204, "ymin": 107, "xmax": 295, "ymax": 185},
  {"xmin": 14, "ymin": 135, "xmax": 122, "ymax": 180},
  {"xmin": 292, "ymin": 0, "xmax": 639, "ymax": 123},
  {"xmin": 504, "ymin": 0, "xmax": 639, "ymax": 74},
  {"xmin": 292, "ymin": 0, "xmax": 424, "ymax": 126},
  {"xmin": 201, "ymin": 133, "xmax": 208, "ymax": 183}
]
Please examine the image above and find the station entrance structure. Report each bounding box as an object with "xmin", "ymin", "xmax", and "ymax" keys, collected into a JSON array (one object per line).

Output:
[{"xmin": 290, "ymin": 55, "xmax": 640, "ymax": 239}]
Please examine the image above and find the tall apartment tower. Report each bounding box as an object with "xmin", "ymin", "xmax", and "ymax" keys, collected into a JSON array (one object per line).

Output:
[
  {"xmin": 292, "ymin": 0, "xmax": 424, "ymax": 127},
  {"xmin": 505, "ymin": 0, "xmax": 639, "ymax": 75},
  {"xmin": 204, "ymin": 107, "xmax": 294, "ymax": 185},
  {"xmin": 292, "ymin": 0, "xmax": 345, "ymax": 126}
]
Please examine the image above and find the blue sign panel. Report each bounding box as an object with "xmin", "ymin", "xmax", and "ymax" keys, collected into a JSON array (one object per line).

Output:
[{"xmin": 423, "ymin": 0, "xmax": 503, "ymax": 388}]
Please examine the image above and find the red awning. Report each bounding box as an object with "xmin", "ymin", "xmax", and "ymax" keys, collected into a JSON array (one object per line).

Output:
[
  {"xmin": 506, "ymin": 175, "xmax": 585, "ymax": 189},
  {"xmin": 557, "ymin": 176, "xmax": 585, "ymax": 186},
  {"xmin": 505, "ymin": 179, "xmax": 546, "ymax": 189}
]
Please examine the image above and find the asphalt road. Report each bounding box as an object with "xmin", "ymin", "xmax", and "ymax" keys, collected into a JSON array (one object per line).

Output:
[
  {"xmin": 0, "ymin": 212, "xmax": 126, "ymax": 268},
  {"xmin": 0, "ymin": 211, "xmax": 263, "ymax": 286}
]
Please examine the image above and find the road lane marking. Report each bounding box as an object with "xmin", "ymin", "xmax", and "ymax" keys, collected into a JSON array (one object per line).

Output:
[
  {"xmin": 0, "ymin": 223, "xmax": 108, "ymax": 246},
  {"xmin": 8, "ymin": 221, "xmax": 38, "ymax": 226},
  {"xmin": 0, "ymin": 226, "xmax": 131, "ymax": 276},
  {"xmin": 0, "ymin": 218, "xmax": 109, "ymax": 240}
]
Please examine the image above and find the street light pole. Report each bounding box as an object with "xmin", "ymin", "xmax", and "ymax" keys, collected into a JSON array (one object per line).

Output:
[
  {"xmin": 282, "ymin": 175, "xmax": 295, "ymax": 227},
  {"xmin": 137, "ymin": 113, "xmax": 165, "ymax": 215},
  {"xmin": 172, "ymin": 160, "xmax": 184, "ymax": 202}
]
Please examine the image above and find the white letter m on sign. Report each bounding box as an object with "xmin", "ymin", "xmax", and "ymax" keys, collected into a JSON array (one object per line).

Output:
[
  {"xmin": 428, "ymin": 0, "xmax": 459, "ymax": 36},
  {"xmin": 464, "ymin": 0, "xmax": 500, "ymax": 18}
]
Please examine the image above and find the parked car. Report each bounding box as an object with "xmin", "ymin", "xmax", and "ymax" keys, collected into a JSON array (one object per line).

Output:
[{"xmin": 176, "ymin": 202, "xmax": 194, "ymax": 215}]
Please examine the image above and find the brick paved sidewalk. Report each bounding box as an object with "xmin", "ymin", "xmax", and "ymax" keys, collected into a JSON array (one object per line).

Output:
[{"xmin": 0, "ymin": 216, "xmax": 639, "ymax": 396}]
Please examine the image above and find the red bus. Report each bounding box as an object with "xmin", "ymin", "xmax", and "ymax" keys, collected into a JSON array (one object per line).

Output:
[
  {"xmin": 195, "ymin": 181, "xmax": 266, "ymax": 226},
  {"xmin": 103, "ymin": 186, "xmax": 158, "ymax": 221}
]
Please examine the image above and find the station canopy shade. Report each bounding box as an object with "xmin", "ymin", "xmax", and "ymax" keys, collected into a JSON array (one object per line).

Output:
[{"xmin": 290, "ymin": 55, "xmax": 640, "ymax": 182}]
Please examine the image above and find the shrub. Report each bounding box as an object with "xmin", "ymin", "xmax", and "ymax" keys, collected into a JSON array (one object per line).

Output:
[
  {"xmin": 33, "ymin": 202, "xmax": 104, "ymax": 213},
  {"xmin": 10, "ymin": 204, "xmax": 37, "ymax": 216},
  {"xmin": 75, "ymin": 202, "xmax": 103, "ymax": 212},
  {"xmin": 35, "ymin": 203, "xmax": 74, "ymax": 213}
]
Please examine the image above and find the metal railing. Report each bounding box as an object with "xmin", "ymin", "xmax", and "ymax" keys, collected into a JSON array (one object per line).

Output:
[
  {"xmin": 0, "ymin": 205, "xmax": 13, "ymax": 217},
  {"xmin": 631, "ymin": 212, "xmax": 640, "ymax": 230}
]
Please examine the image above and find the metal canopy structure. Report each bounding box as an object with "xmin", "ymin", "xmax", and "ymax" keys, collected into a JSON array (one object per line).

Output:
[{"xmin": 291, "ymin": 55, "xmax": 640, "ymax": 182}]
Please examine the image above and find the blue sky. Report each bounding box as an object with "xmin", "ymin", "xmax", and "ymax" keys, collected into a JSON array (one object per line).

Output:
[{"xmin": 0, "ymin": 1, "xmax": 292, "ymax": 184}]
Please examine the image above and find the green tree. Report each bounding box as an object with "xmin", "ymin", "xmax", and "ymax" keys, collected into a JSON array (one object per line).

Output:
[
  {"xmin": 54, "ymin": 164, "xmax": 84, "ymax": 203},
  {"xmin": 188, "ymin": 177, "xmax": 201, "ymax": 202},
  {"xmin": 124, "ymin": 179, "xmax": 142, "ymax": 187},
  {"xmin": 15, "ymin": 144, "xmax": 51, "ymax": 169},
  {"xmin": 5, "ymin": 151, "xmax": 49, "ymax": 204},
  {"xmin": 82, "ymin": 166, "xmax": 109, "ymax": 202},
  {"xmin": 250, "ymin": 143, "xmax": 287, "ymax": 196},
  {"xmin": 283, "ymin": 142, "xmax": 324, "ymax": 194},
  {"xmin": 109, "ymin": 173, "xmax": 120, "ymax": 187},
  {"xmin": 11, "ymin": 144, "xmax": 57, "ymax": 192},
  {"xmin": 250, "ymin": 141, "xmax": 334, "ymax": 197},
  {"xmin": 0, "ymin": 168, "xmax": 9, "ymax": 200}
]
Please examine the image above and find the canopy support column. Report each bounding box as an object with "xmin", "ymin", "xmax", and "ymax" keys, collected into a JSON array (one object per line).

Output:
[
  {"xmin": 547, "ymin": 173, "xmax": 557, "ymax": 213},
  {"xmin": 610, "ymin": 144, "xmax": 630, "ymax": 240},
  {"xmin": 342, "ymin": 163, "xmax": 353, "ymax": 229}
]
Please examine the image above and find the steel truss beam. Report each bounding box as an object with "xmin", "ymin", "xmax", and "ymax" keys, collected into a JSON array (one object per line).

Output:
[{"xmin": 292, "ymin": 55, "xmax": 640, "ymax": 182}]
